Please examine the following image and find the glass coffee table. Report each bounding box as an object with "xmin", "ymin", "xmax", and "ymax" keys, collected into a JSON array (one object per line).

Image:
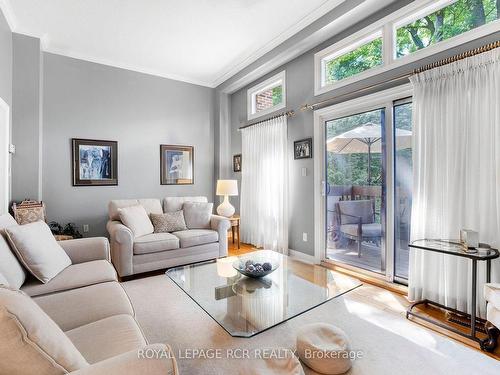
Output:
[{"xmin": 166, "ymin": 250, "xmax": 361, "ymax": 337}]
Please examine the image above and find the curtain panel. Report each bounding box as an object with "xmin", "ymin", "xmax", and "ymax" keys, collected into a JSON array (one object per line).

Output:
[
  {"xmin": 409, "ymin": 49, "xmax": 500, "ymax": 317},
  {"xmin": 240, "ymin": 115, "xmax": 289, "ymax": 253}
]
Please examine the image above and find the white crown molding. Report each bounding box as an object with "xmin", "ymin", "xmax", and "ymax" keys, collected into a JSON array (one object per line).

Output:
[
  {"xmin": 4, "ymin": 0, "xmax": 347, "ymax": 89},
  {"xmin": 0, "ymin": 0, "xmax": 17, "ymax": 31},
  {"xmin": 210, "ymin": 0, "xmax": 346, "ymax": 87},
  {"xmin": 43, "ymin": 46, "xmax": 215, "ymax": 87}
]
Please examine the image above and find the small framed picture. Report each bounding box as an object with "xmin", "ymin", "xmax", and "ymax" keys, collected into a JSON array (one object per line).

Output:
[
  {"xmin": 72, "ymin": 138, "xmax": 118, "ymax": 186},
  {"xmin": 160, "ymin": 145, "xmax": 194, "ymax": 185},
  {"xmin": 233, "ymin": 154, "xmax": 242, "ymax": 172},
  {"xmin": 294, "ymin": 138, "xmax": 313, "ymax": 159}
]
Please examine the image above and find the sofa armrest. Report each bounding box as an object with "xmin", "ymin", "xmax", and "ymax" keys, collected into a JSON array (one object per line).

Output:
[
  {"xmin": 107, "ymin": 220, "xmax": 134, "ymax": 277},
  {"xmin": 58, "ymin": 237, "xmax": 110, "ymax": 264},
  {"xmin": 211, "ymin": 215, "xmax": 230, "ymax": 257},
  {"xmin": 70, "ymin": 344, "xmax": 178, "ymax": 375}
]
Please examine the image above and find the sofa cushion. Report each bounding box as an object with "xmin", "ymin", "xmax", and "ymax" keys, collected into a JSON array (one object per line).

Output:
[
  {"xmin": 487, "ymin": 303, "xmax": 500, "ymax": 328},
  {"xmin": 485, "ymin": 283, "xmax": 500, "ymax": 310},
  {"xmin": 173, "ymin": 229, "xmax": 218, "ymax": 248},
  {"xmin": 0, "ymin": 213, "xmax": 18, "ymax": 231},
  {"xmin": 0, "ymin": 215, "xmax": 27, "ymax": 289},
  {"xmin": 34, "ymin": 282, "xmax": 134, "ymax": 331},
  {"xmin": 108, "ymin": 199, "xmax": 163, "ymax": 221},
  {"xmin": 133, "ymin": 233, "xmax": 180, "ymax": 255},
  {"xmin": 5, "ymin": 221, "xmax": 72, "ymax": 283},
  {"xmin": 66, "ymin": 314, "xmax": 146, "ymax": 364},
  {"xmin": 21, "ymin": 260, "xmax": 117, "ymax": 297},
  {"xmin": 0, "ymin": 234, "xmax": 26, "ymax": 289},
  {"xmin": 118, "ymin": 205, "xmax": 154, "ymax": 237},
  {"xmin": 183, "ymin": 202, "xmax": 213, "ymax": 229},
  {"xmin": 150, "ymin": 211, "xmax": 187, "ymax": 233},
  {"xmin": 163, "ymin": 196, "xmax": 207, "ymax": 212},
  {"xmin": 0, "ymin": 285, "xmax": 88, "ymax": 374}
]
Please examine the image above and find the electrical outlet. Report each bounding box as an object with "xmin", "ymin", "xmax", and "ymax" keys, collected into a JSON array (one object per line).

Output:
[
  {"xmin": 83, "ymin": 224, "xmax": 89, "ymax": 233},
  {"xmin": 302, "ymin": 232, "xmax": 308, "ymax": 242}
]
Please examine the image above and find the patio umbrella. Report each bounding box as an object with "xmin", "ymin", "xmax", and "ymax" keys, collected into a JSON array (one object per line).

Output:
[{"xmin": 327, "ymin": 122, "xmax": 412, "ymax": 184}]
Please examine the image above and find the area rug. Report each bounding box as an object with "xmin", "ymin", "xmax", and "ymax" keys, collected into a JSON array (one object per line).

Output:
[{"xmin": 122, "ymin": 275, "xmax": 499, "ymax": 374}]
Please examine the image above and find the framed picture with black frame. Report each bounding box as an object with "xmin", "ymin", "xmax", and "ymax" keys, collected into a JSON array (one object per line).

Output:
[
  {"xmin": 160, "ymin": 145, "xmax": 194, "ymax": 185},
  {"xmin": 72, "ymin": 138, "xmax": 118, "ymax": 186},
  {"xmin": 294, "ymin": 138, "xmax": 313, "ymax": 159},
  {"xmin": 233, "ymin": 154, "xmax": 242, "ymax": 172}
]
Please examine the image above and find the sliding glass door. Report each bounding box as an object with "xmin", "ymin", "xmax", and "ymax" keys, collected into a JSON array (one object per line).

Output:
[
  {"xmin": 325, "ymin": 109, "xmax": 386, "ymax": 274},
  {"xmin": 318, "ymin": 87, "xmax": 413, "ymax": 283}
]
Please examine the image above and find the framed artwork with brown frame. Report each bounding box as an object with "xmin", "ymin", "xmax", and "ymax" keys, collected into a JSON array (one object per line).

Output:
[
  {"xmin": 160, "ymin": 145, "xmax": 194, "ymax": 185},
  {"xmin": 233, "ymin": 154, "xmax": 242, "ymax": 172},
  {"xmin": 72, "ymin": 138, "xmax": 118, "ymax": 186}
]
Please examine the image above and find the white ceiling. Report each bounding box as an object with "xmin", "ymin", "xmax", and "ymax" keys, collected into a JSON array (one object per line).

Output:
[{"xmin": 1, "ymin": 0, "xmax": 387, "ymax": 87}]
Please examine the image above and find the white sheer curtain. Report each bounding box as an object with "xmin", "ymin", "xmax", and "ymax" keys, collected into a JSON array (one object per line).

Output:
[
  {"xmin": 409, "ymin": 48, "xmax": 500, "ymax": 317},
  {"xmin": 240, "ymin": 115, "xmax": 288, "ymax": 253}
]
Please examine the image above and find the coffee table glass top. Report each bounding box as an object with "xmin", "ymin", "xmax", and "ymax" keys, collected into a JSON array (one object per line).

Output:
[{"xmin": 166, "ymin": 250, "xmax": 361, "ymax": 337}]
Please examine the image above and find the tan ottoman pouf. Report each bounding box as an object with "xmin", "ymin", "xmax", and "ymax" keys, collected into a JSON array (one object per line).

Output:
[
  {"xmin": 240, "ymin": 350, "xmax": 304, "ymax": 375},
  {"xmin": 296, "ymin": 323, "xmax": 352, "ymax": 374}
]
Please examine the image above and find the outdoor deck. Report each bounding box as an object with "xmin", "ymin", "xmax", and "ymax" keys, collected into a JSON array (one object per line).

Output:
[{"xmin": 327, "ymin": 238, "xmax": 409, "ymax": 279}]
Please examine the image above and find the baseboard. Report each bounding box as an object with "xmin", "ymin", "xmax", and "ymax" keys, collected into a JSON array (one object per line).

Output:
[{"xmin": 288, "ymin": 249, "xmax": 316, "ymax": 264}]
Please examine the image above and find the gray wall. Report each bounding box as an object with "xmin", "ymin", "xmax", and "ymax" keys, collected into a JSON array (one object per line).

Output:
[
  {"xmin": 12, "ymin": 33, "xmax": 42, "ymax": 201},
  {"xmin": 42, "ymin": 53, "xmax": 215, "ymax": 236},
  {"xmin": 226, "ymin": 2, "xmax": 500, "ymax": 256},
  {"xmin": 0, "ymin": 9, "xmax": 11, "ymax": 108}
]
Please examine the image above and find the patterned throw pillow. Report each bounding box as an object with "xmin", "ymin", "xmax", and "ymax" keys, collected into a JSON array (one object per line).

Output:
[{"xmin": 150, "ymin": 211, "xmax": 187, "ymax": 233}]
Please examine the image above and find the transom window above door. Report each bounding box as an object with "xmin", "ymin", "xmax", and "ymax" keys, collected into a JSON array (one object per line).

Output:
[
  {"xmin": 314, "ymin": 0, "xmax": 500, "ymax": 95},
  {"xmin": 247, "ymin": 71, "xmax": 286, "ymax": 120}
]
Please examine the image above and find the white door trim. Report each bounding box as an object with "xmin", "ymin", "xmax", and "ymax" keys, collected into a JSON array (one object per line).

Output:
[
  {"xmin": 0, "ymin": 97, "xmax": 10, "ymax": 214},
  {"xmin": 313, "ymin": 83, "xmax": 413, "ymax": 268}
]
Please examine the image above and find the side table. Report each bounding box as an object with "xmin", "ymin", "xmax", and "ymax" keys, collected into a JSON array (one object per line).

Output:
[
  {"xmin": 407, "ymin": 239, "xmax": 499, "ymax": 351},
  {"xmin": 229, "ymin": 215, "xmax": 240, "ymax": 249}
]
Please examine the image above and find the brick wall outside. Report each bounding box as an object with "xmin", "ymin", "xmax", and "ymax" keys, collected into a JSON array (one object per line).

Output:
[{"xmin": 255, "ymin": 89, "xmax": 274, "ymax": 111}]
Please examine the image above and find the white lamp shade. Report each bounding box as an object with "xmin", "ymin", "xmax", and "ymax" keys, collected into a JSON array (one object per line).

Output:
[{"xmin": 216, "ymin": 180, "xmax": 238, "ymax": 196}]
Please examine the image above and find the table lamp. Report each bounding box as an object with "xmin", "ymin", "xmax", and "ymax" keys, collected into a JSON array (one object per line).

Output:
[{"xmin": 216, "ymin": 179, "xmax": 238, "ymax": 217}]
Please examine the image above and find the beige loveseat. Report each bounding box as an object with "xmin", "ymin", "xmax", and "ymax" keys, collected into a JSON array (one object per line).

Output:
[
  {"xmin": 0, "ymin": 214, "xmax": 178, "ymax": 375},
  {"xmin": 107, "ymin": 196, "xmax": 231, "ymax": 277},
  {"xmin": 484, "ymin": 283, "xmax": 500, "ymax": 351}
]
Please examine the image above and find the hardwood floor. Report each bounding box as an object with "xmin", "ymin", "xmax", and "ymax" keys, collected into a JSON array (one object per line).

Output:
[{"xmin": 228, "ymin": 241, "xmax": 500, "ymax": 360}]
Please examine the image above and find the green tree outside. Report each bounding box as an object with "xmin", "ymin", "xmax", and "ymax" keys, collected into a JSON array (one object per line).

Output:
[{"xmin": 325, "ymin": 0, "xmax": 499, "ymax": 80}]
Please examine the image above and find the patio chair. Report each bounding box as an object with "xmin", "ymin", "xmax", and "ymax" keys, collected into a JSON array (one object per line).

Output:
[{"xmin": 336, "ymin": 199, "xmax": 382, "ymax": 257}]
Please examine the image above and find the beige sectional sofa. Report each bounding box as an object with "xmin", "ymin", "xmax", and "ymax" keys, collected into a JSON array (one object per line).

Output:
[
  {"xmin": 107, "ymin": 196, "xmax": 230, "ymax": 277},
  {"xmin": 0, "ymin": 214, "xmax": 178, "ymax": 375}
]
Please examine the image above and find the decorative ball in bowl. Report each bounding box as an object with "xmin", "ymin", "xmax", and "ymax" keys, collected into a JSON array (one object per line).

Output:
[{"xmin": 233, "ymin": 257, "xmax": 279, "ymax": 278}]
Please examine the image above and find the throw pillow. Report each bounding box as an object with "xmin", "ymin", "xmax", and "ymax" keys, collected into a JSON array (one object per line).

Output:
[
  {"xmin": 0, "ymin": 214, "xmax": 27, "ymax": 289},
  {"xmin": 182, "ymin": 202, "xmax": 213, "ymax": 229},
  {"xmin": 0, "ymin": 285, "xmax": 88, "ymax": 374},
  {"xmin": 5, "ymin": 221, "xmax": 72, "ymax": 284},
  {"xmin": 150, "ymin": 211, "xmax": 187, "ymax": 233},
  {"xmin": 118, "ymin": 205, "xmax": 154, "ymax": 237}
]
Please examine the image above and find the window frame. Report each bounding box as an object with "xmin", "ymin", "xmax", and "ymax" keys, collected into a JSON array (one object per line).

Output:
[
  {"xmin": 247, "ymin": 71, "xmax": 286, "ymax": 121},
  {"xmin": 319, "ymin": 30, "xmax": 384, "ymax": 88},
  {"xmin": 314, "ymin": 0, "xmax": 500, "ymax": 96}
]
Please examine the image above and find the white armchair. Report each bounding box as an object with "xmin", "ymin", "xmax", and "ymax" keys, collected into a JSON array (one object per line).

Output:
[{"xmin": 483, "ymin": 283, "xmax": 500, "ymax": 351}]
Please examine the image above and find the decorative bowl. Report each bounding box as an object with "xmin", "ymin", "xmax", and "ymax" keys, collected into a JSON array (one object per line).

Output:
[{"xmin": 232, "ymin": 256, "xmax": 279, "ymax": 278}]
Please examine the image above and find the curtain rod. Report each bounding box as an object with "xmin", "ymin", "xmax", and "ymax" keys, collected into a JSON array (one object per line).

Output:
[
  {"xmin": 238, "ymin": 110, "xmax": 295, "ymax": 131},
  {"xmin": 300, "ymin": 40, "xmax": 500, "ymax": 112}
]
